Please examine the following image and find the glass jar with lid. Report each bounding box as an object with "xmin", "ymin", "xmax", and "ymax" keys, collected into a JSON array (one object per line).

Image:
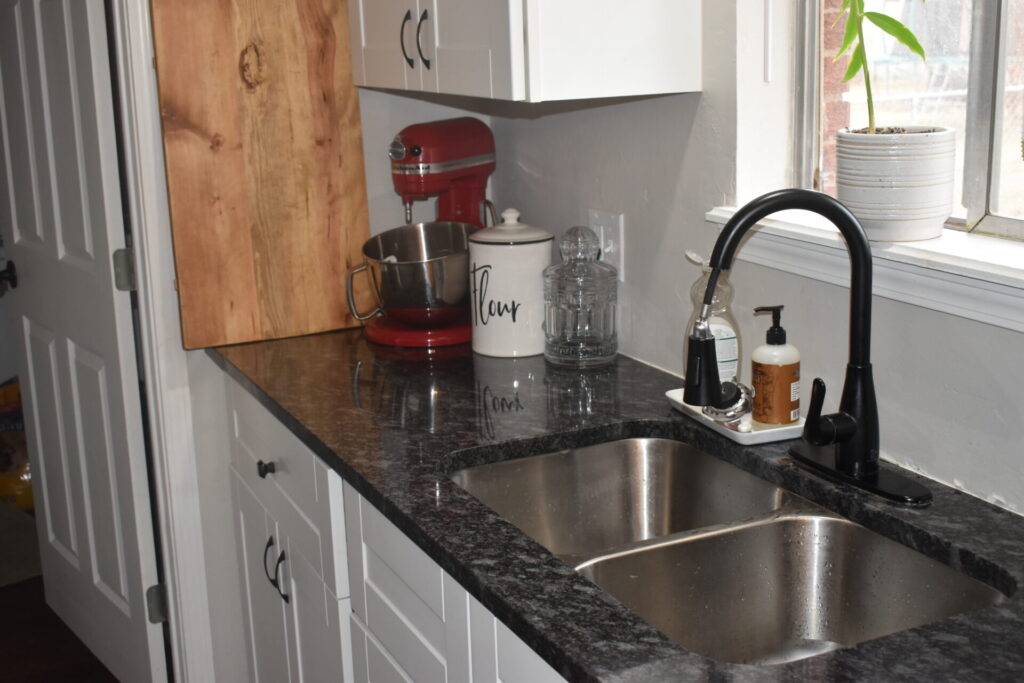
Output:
[{"xmin": 543, "ymin": 226, "xmax": 617, "ymax": 367}]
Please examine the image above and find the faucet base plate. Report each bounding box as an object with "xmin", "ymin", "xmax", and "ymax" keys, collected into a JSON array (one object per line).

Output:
[{"xmin": 790, "ymin": 442, "xmax": 932, "ymax": 507}]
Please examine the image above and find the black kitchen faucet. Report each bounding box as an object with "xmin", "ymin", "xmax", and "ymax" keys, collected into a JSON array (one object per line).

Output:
[{"xmin": 683, "ymin": 188, "xmax": 931, "ymax": 506}]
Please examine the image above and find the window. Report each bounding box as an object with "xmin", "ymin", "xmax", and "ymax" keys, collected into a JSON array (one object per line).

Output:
[{"xmin": 811, "ymin": 0, "xmax": 1024, "ymax": 239}]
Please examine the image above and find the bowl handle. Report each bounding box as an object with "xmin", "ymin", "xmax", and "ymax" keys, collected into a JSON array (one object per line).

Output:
[{"xmin": 347, "ymin": 262, "xmax": 382, "ymax": 321}]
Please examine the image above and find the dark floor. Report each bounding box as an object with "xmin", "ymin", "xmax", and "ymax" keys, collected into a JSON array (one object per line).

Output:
[{"xmin": 0, "ymin": 576, "xmax": 118, "ymax": 682}]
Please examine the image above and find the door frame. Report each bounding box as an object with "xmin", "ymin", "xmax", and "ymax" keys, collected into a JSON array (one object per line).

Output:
[{"xmin": 106, "ymin": 0, "xmax": 216, "ymax": 678}]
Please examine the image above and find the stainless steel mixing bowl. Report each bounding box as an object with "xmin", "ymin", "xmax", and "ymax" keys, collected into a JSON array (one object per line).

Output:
[{"xmin": 347, "ymin": 221, "xmax": 476, "ymax": 327}]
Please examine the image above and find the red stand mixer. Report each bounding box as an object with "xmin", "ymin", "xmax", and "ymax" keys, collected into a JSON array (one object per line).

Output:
[
  {"xmin": 389, "ymin": 117, "xmax": 496, "ymax": 227},
  {"xmin": 349, "ymin": 117, "xmax": 495, "ymax": 349}
]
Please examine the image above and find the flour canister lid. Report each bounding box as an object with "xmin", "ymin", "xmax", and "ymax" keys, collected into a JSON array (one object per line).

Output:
[{"xmin": 469, "ymin": 208, "xmax": 553, "ymax": 244}]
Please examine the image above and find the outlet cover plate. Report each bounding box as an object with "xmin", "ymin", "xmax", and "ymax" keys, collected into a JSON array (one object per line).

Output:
[{"xmin": 589, "ymin": 209, "xmax": 625, "ymax": 282}]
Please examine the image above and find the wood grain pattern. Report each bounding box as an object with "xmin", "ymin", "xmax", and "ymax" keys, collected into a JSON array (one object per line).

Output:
[{"xmin": 151, "ymin": 0, "xmax": 373, "ymax": 348}]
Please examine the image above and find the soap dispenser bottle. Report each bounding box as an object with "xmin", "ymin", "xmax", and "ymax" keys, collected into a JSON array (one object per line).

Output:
[
  {"xmin": 751, "ymin": 305, "xmax": 800, "ymax": 425},
  {"xmin": 685, "ymin": 260, "xmax": 741, "ymax": 384}
]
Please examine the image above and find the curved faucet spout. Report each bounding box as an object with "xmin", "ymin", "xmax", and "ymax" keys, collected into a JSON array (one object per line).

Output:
[
  {"xmin": 709, "ymin": 189, "xmax": 872, "ymax": 366},
  {"xmin": 685, "ymin": 188, "xmax": 930, "ymax": 506}
]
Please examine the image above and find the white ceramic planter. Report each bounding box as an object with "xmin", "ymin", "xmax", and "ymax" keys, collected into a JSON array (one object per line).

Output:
[{"xmin": 836, "ymin": 125, "xmax": 955, "ymax": 242}]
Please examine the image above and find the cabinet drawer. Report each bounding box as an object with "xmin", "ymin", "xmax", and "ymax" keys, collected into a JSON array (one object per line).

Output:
[
  {"xmin": 227, "ymin": 379, "xmax": 349, "ymax": 598},
  {"xmin": 228, "ymin": 379, "xmax": 317, "ymax": 514}
]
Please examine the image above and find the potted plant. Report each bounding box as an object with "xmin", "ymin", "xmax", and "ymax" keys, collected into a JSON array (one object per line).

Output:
[{"xmin": 833, "ymin": 0, "xmax": 955, "ymax": 241}]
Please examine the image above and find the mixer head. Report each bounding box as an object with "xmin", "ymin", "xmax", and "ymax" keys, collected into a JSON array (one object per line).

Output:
[{"xmin": 389, "ymin": 117, "xmax": 496, "ymax": 227}]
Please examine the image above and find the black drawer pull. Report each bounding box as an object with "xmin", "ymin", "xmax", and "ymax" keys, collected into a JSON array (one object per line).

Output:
[{"xmin": 257, "ymin": 460, "xmax": 276, "ymax": 478}]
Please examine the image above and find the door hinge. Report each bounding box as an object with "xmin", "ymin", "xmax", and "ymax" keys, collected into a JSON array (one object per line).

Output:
[
  {"xmin": 146, "ymin": 583, "xmax": 168, "ymax": 624},
  {"xmin": 113, "ymin": 248, "xmax": 136, "ymax": 292}
]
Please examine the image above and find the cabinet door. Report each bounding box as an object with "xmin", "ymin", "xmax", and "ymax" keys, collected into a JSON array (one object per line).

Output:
[
  {"xmin": 343, "ymin": 482, "xmax": 565, "ymax": 682},
  {"xmin": 428, "ymin": 0, "xmax": 522, "ymax": 99},
  {"xmin": 233, "ymin": 473, "xmax": 291, "ymax": 683},
  {"xmin": 352, "ymin": 0, "xmax": 422, "ymax": 90},
  {"xmin": 283, "ymin": 535, "xmax": 353, "ymax": 683}
]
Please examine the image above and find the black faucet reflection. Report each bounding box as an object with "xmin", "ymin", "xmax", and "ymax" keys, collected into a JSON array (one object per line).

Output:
[{"xmin": 683, "ymin": 189, "xmax": 931, "ymax": 506}]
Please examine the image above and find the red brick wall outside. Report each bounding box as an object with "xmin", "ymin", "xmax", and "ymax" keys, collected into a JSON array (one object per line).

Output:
[{"xmin": 821, "ymin": 0, "xmax": 852, "ymax": 195}]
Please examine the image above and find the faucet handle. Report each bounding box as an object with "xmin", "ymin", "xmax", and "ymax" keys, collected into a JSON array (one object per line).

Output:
[{"xmin": 803, "ymin": 378, "xmax": 857, "ymax": 446}]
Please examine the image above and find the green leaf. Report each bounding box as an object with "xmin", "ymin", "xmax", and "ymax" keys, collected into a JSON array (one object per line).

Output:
[
  {"xmin": 864, "ymin": 11, "xmax": 927, "ymax": 61},
  {"xmin": 834, "ymin": 6, "xmax": 861, "ymax": 60},
  {"xmin": 832, "ymin": 0, "xmax": 852, "ymax": 28},
  {"xmin": 842, "ymin": 43, "xmax": 865, "ymax": 82}
]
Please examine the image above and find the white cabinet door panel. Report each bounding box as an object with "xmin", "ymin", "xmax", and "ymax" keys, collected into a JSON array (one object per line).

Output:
[
  {"xmin": 365, "ymin": 582, "xmax": 447, "ymax": 682},
  {"xmin": 351, "ymin": 613, "xmax": 414, "ymax": 683},
  {"xmin": 234, "ymin": 473, "xmax": 291, "ymax": 683},
  {"xmin": 496, "ymin": 620, "xmax": 564, "ymax": 683},
  {"xmin": 429, "ymin": 0, "xmax": 520, "ymax": 99},
  {"xmin": 524, "ymin": 0, "xmax": 700, "ymax": 102},
  {"xmin": 285, "ymin": 537, "xmax": 351, "ymax": 683},
  {"xmin": 360, "ymin": 494, "xmax": 444, "ymax": 618},
  {"xmin": 353, "ymin": 0, "xmax": 420, "ymax": 90}
]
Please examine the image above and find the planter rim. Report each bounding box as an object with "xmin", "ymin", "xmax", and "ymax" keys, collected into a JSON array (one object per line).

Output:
[{"xmin": 838, "ymin": 125, "xmax": 954, "ymax": 138}]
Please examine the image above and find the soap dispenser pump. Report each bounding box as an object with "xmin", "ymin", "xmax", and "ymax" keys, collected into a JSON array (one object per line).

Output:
[{"xmin": 751, "ymin": 305, "xmax": 800, "ymax": 425}]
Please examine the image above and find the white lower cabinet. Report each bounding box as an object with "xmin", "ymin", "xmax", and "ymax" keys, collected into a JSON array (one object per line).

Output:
[
  {"xmin": 225, "ymin": 376, "xmax": 564, "ymax": 682},
  {"xmin": 227, "ymin": 377, "xmax": 353, "ymax": 682},
  {"xmin": 343, "ymin": 482, "xmax": 565, "ymax": 683}
]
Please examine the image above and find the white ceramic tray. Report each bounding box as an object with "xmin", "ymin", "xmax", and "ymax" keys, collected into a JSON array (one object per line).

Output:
[{"xmin": 665, "ymin": 388, "xmax": 804, "ymax": 445}]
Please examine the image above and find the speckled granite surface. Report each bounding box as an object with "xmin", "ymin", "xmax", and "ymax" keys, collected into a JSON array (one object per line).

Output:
[{"xmin": 210, "ymin": 330, "xmax": 1024, "ymax": 682}]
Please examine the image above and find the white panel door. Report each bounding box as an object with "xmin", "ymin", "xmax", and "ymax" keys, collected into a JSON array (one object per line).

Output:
[{"xmin": 0, "ymin": 0, "xmax": 165, "ymax": 680}]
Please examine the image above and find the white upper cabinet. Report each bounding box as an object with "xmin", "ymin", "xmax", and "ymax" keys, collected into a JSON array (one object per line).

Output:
[{"xmin": 348, "ymin": 0, "xmax": 701, "ymax": 102}]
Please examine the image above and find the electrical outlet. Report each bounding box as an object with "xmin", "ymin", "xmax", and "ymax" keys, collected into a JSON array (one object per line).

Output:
[{"xmin": 589, "ymin": 209, "xmax": 625, "ymax": 282}]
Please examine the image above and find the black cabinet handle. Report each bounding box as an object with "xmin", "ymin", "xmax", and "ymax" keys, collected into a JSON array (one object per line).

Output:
[
  {"xmin": 262, "ymin": 536, "xmax": 275, "ymax": 582},
  {"xmin": 416, "ymin": 9, "xmax": 431, "ymax": 69},
  {"xmin": 400, "ymin": 9, "xmax": 415, "ymax": 68},
  {"xmin": 257, "ymin": 460, "xmax": 276, "ymax": 478},
  {"xmin": 262, "ymin": 536, "xmax": 290, "ymax": 604},
  {"xmin": 272, "ymin": 550, "xmax": 289, "ymax": 603}
]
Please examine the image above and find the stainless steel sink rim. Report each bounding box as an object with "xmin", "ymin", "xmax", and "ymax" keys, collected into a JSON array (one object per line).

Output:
[{"xmin": 572, "ymin": 502, "xmax": 838, "ymax": 571}]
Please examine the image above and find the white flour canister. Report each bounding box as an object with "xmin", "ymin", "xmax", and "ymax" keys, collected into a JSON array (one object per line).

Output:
[{"xmin": 469, "ymin": 208, "xmax": 553, "ymax": 357}]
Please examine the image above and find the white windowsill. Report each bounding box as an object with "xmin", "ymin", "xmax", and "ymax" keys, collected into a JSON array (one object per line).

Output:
[{"xmin": 706, "ymin": 207, "xmax": 1024, "ymax": 333}]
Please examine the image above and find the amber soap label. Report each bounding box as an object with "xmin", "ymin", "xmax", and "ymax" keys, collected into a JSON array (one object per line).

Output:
[{"xmin": 752, "ymin": 362, "xmax": 800, "ymax": 424}]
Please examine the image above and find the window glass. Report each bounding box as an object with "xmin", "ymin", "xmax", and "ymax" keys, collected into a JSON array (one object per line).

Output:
[
  {"xmin": 994, "ymin": 0, "xmax": 1024, "ymax": 219},
  {"xmin": 821, "ymin": 0, "xmax": 970, "ymax": 217}
]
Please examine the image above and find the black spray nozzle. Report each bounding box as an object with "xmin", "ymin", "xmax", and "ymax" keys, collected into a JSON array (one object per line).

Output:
[
  {"xmin": 755, "ymin": 305, "xmax": 786, "ymax": 345},
  {"xmin": 683, "ymin": 335, "xmax": 741, "ymax": 409}
]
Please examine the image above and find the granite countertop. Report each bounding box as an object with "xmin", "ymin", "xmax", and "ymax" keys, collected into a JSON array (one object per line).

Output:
[{"xmin": 210, "ymin": 330, "xmax": 1024, "ymax": 681}]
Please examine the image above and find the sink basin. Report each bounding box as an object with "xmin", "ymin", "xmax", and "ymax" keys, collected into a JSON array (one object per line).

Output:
[
  {"xmin": 578, "ymin": 511, "xmax": 1005, "ymax": 665},
  {"xmin": 452, "ymin": 438, "xmax": 1007, "ymax": 664},
  {"xmin": 450, "ymin": 438, "xmax": 791, "ymax": 563}
]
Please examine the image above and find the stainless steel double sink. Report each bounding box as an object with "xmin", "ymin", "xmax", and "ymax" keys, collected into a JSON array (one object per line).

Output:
[{"xmin": 451, "ymin": 438, "xmax": 1005, "ymax": 665}]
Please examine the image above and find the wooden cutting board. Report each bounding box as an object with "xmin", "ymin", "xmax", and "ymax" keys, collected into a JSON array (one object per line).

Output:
[{"xmin": 151, "ymin": 0, "xmax": 373, "ymax": 348}]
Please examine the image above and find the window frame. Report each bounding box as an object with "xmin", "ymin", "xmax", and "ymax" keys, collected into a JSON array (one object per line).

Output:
[{"xmin": 800, "ymin": 0, "xmax": 1024, "ymax": 240}]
